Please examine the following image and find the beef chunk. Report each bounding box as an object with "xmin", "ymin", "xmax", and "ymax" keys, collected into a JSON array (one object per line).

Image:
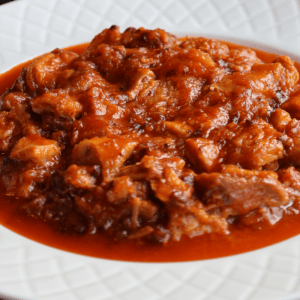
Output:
[
  {"xmin": 82, "ymin": 87, "xmax": 125, "ymax": 116},
  {"xmin": 72, "ymin": 137, "xmax": 138, "ymax": 182},
  {"xmin": 164, "ymin": 121, "xmax": 193, "ymax": 138},
  {"xmin": 180, "ymin": 37, "xmax": 230, "ymax": 60},
  {"xmin": 195, "ymin": 166, "xmax": 288, "ymax": 216},
  {"xmin": 185, "ymin": 138, "xmax": 220, "ymax": 172},
  {"xmin": 221, "ymin": 119, "xmax": 284, "ymax": 170},
  {"xmin": 126, "ymin": 69, "xmax": 156, "ymax": 99},
  {"xmin": 25, "ymin": 49, "xmax": 78, "ymax": 93},
  {"xmin": 106, "ymin": 176, "xmax": 136, "ymax": 205},
  {"xmin": 278, "ymin": 167, "xmax": 300, "ymax": 204},
  {"xmin": 285, "ymin": 119, "xmax": 300, "ymax": 165},
  {"xmin": 31, "ymin": 89, "xmax": 82, "ymax": 120},
  {"xmin": 119, "ymin": 152, "xmax": 185, "ymax": 181},
  {"xmin": 269, "ymin": 109, "xmax": 292, "ymax": 133},
  {"xmin": 71, "ymin": 114, "xmax": 127, "ymax": 145},
  {"xmin": 64, "ymin": 165, "xmax": 97, "ymax": 189},
  {"xmin": 10, "ymin": 134, "xmax": 60, "ymax": 165},
  {"xmin": 0, "ymin": 111, "xmax": 15, "ymax": 152},
  {"xmin": 1, "ymin": 92, "xmax": 30, "ymax": 111},
  {"xmin": 150, "ymin": 168, "xmax": 193, "ymax": 203},
  {"xmin": 281, "ymin": 94, "xmax": 300, "ymax": 119},
  {"xmin": 3, "ymin": 169, "xmax": 49, "ymax": 199}
]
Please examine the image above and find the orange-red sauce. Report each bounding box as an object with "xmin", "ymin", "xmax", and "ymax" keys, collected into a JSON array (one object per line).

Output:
[{"xmin": 0, "ymin": 42, "xmax": 300, "ymax": 263}]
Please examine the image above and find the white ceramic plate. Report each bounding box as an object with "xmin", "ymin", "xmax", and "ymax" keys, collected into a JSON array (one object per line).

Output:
[{"xmin": 1, "ymin": 0, "xmax": 300, "ymax": 299}]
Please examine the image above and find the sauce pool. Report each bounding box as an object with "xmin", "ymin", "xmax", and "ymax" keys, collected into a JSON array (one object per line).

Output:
[{"xmin": 0, "ymin": 42, "xmax": 300, "ymax": 263}]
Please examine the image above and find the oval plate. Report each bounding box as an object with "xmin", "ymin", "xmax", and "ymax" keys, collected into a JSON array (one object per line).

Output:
[{"xmin": 0, "ymin": 1, "xmax": 300, "ymax": 299}]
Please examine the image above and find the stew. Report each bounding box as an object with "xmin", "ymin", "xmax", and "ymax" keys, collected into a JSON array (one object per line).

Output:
[{"xmin": 1, "ymin": 26, "xmax": 300, "ymax": 262}]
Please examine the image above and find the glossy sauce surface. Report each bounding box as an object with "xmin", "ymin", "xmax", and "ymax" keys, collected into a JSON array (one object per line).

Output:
[{"xmin": 0, "ymin": 40, "xmax": 300, "ymax": 262}]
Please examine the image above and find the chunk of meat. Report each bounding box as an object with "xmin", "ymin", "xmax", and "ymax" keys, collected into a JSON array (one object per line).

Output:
[
  {"xmin": 209, "ymin": 64, "xmax": 277, "ymax": 97},
  {"xmin": 273, "ymin": 55, "xmax": 299, "ymax": 89},
  {"xmin": 284, "ymin": 119, "xmax": 300, "ymax": 165},
  {"xmin": 75, "ymin": 181, "xmax": 157, "ymax": 233},
  {"xmin": 87, "ymin": 25, "xmax": 121, "ymax": 52},
  {"xmin": 185, "ymin": 138, "xmax": 220, "ymax": 172},
  {"xmin": 121, "ymin": 27, "xmax": 178, "ymax": 49},
  {"xmin": 82, "ymin": 87, "xmax": 125, "ymax": 117},
  {"xmin": 129, "ymin": 197, "xmax": 158, "ymax": 228},
  {"xmin": 281, "ymin": 94, "xmax": 300, "ymax": 119},
  {"xmin": 157, "ymin": 48, "xmax": 216, "ymax": 80},
  {"xmin": 71, "ymin": 114, "xmax": 127, "ymax": 145},
  {"xmin": 225, "ymin": 48, "xmax": 261, "ymax": 72},
  {"xmin": 221, "ymin": 164, "xmax": 279, "ymax": 178},
  {"xmin": 126, "ymin": 69, "xmax": 156, "ymax": 99},
  {"xmin": 1, "ymin": 92, "xmax": 30, "ymax": 111},
  {"xmin": 167, "ymin": 202, "xmax": 228, "ymax": 241},
  {"xmin": 170, "ymin": 76, "xmax": 204, "ymax": 106},
  {"xmin": 164, "ymin": 121, "xmax": 193, "ymax": 138},
  {"xmin": 10, "ymin": 134, "xmax": 60, "ymax": 165},
  {"xmin": 72, "ymin": 137, "xmax": 138, "ymax": 182},
  {"xmin": 31, "ymin": 89, "xmax": 82, "ymax": 120},
  {"xmin": 204, "ymin": 56, "xmax": 299, "ymax": 122},
  {"xmin": 57, "ymin": 68, "xmax": 107, "ymax": 93},
  {"xmin": 25, "ymin": 49, "xmax": 78, "ymax": 93},
  {"xmin": 132, "ymin": 80, "xmax": 179, "ymax": 120},
  {"xmin": 221, "ymin": 119, "xmax": 284, "ymax": 170},
  {"xmin": 106, "ymin": 176, "xmax": 136, "ymax": 205},
  {"xmin": 195, "ymin": 166, "xmax": 288, "ymax": 216},
  {"xmin": 119, "ymin": 153, "xmax": 185, "ymax": 181},
  {"xmin": 3, "ymin": 169, "xmax": 48, "ymax": 198},
  {"xmin": 109, "ymin": 181, "xmax": 154, "ymax": 221},
  {"xmin": 8, "ymin": 102, "xmax": 31, "ymax": 126},
  {"xmin": 64, "ymin": 165, "xmax": 97, "ymax": 189},
  {"xmin": 150, "ymin": 168, "xmax": 193, "ymax": 203},
  {"xmin": 180, "ymin": 37, "xmax": 229, "ymax": 60},
  {"xmin": 269, "ymin": 109, "xmax": 292, "ymax": 133},
  {"xmin": 138, "ymin": 199, "xmax": 158, "ymax": 221},
  {"xmin": 190, "ymin": 105, "xmax": 231, "ymax": 137},
  {"xmin": 277, "ymin": 167, "xmax": 300, "ymax": 207},
  {"xmin": 119, "ymin": 151, "xmax": 190, "ymax": 207},
  {"xmin": 253, "ymin": 56, "xmax": 299, "ymax": 92},
  {"xmin": 0, "ymin": 111, "xmax": 15, "ymax": 151},
  {"xmin": 88, "ymin": 26, "xmax": 178, "ymax": 52},
  {"xmin": 278, "ymin": 167, "xmax": 300, "ymax": 191},
  {"xmin": 87, "ymin": 44, "xmax": 127, "ymax": 84}
]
